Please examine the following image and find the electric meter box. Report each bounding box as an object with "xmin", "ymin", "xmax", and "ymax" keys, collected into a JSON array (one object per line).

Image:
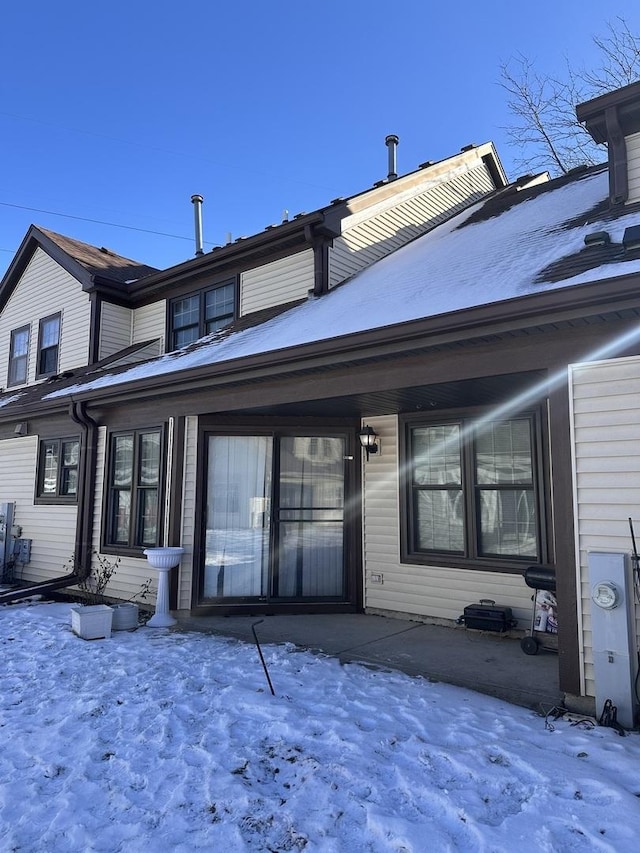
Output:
[{"xmin": 588, "ymin": 551, "xmax": 639, "ymax": 729}]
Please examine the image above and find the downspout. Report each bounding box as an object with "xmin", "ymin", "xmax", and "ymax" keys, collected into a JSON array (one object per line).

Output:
[
  {"xmin": 166, "ymin": 416, "xmax": 186, "ymax": 610},
  {"xmin": 312, "ymin": 237, "xmax": 330, "ymax": 296},
  {"xmin": 605, "ymin": 106, "xmax": 629, "ymax": 205},
  {"xmin": 305, "ymin": 224, "xmax": 332, "ymax": 297},
  {"xmin": 70, "ymin": 400, "xmax": 99, "ymax": 580},
  {"xmin": 88, "ymin": 292, "xmax": 102, "ymax": 365}
]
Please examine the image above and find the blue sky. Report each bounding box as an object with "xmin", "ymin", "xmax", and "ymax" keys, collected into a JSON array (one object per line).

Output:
[{"xmin": 1, "ymin": 1, "xmax": 639, "ymax": 277}]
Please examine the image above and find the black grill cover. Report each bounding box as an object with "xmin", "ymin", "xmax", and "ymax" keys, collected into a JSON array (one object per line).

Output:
[{"xmin": 524, "ymin": 566, "xmax": 556, "ymax": 592}]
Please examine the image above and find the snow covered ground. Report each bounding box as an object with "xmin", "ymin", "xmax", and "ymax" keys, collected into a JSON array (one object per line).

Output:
[{"xmin": 2, "ymin": 601, "xmax": 640, "ymax": 852}]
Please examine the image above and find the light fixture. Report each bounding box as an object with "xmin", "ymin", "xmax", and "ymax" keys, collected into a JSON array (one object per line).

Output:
[
  {"xmin": 14, "ymin": 422, "xmax": 27, "ymax": 437},
  {"xmin": 358, "ymin": 425, "xmax": 379, "ymax": 461}
]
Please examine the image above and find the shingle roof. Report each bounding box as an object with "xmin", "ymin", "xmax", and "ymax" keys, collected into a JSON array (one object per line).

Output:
[{"xmin": 37, "ymin": 227, "xmax": 159, "ymax": 284}]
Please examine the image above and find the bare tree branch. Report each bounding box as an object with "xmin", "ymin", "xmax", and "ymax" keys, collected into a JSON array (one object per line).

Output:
[{"xmin": 499, "ymin": 18, "xmax": 640, "ymax": 175}]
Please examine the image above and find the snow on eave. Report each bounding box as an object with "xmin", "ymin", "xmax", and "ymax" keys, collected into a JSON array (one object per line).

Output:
[
  {"xmin": 43, "ymin": 170, "xmax": 640, "ymax": 402},
  {"xmin": 0, "ymin": 393, "xmax": 26, "ymax": 409}
]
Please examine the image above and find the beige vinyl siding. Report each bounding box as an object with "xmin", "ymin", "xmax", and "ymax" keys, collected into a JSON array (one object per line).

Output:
[
  {"xmin": 177, "ymin": 416, "xmax": 198, "ymax": 611},
  {"xmin": 626, "ymin": 131, "xmax": 640, "ymax": 205},
  {"xmin": 329, "ymin": 164, "xmax": 495, "ymax": 288},
  {"xmin": 240, "ymin": 250, "xmax": 314, "ymax": 316},
  {"xmin": 132, "ymin": 300, "xmax": 166, "ymax": 352},
  {"xmin": 362, "ymin": 415, "xmax": 533, "ymax": 625},
  {"xmin": 98, "ymin": 302, "xmax": 132, "ymax": 360},
  {"xmin": 0, "ymin": 249, "xmax": 91, "ymax": 386},
  {"xmin": 570, "ymin": 356, "xmax": 640, "ymax": 699},
  {"xmin": 0, "ymin": 435, "xmax": 77, "ymax": 584}
]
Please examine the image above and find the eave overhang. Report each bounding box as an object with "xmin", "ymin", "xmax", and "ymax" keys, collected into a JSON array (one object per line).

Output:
[
  {"xmin": 0, "ymin": 226, "xmax": 97, "ymax": 312},
  {"xmin": 577, "ymin": 81, "xmax": 640, "ymax": 144},
  {"xmin": 5, "ymin": 268, "xmax": 638, "ymax": 420},
  {"xmin": 126, "ymin": 212, "xmax": 340, "ymax": 301}
]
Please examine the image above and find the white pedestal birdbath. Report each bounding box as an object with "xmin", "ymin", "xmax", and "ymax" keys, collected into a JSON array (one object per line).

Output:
[{"xmin": 143, "ymin": 547, "xmax": 184, "ymax": 627}]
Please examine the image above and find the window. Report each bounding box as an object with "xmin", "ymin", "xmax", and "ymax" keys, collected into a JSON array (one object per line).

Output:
[
  {"xmin": 36, "ymin": 313, "xmax": 61, "ymax": 377},
  {"xmin": 105, "ymin": 429, "xmax": 163, "ymax": 549},
  {"xmin": 402, "ymin": 413, "xmax": 543, "ymax": 567},
  {"xmin": 170, "ymin": 281, "xmax": 235, "ymax": 349},
  {"xmin": 36, "ymin": 438, "xmax": 80, "ymax": 501},
  {"xmin": 8, "ymin": 325, "xmax": 30, "ymax": 386}
]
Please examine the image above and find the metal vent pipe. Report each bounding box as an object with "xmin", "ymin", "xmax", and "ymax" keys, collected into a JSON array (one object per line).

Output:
[
  {"xmin": 191, "ymin": 194, "xmax": 204, "ymax": 256},
  {"xmin": 385, "ymin": 134, "xmax": 399, "ymax": 180}
]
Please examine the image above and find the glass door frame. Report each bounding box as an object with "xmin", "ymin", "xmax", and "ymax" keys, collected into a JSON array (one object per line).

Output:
[{"xmin": 192, "ymin": 420, "xmax": 362, "ymax": 615}]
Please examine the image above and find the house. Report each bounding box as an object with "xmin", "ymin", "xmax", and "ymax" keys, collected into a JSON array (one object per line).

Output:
[
  {"xmin": 3, "ymin": 82, "xmax": 640, "ymax": 721},
  {"xmin": 0, "ymin": 139, "xmax": 506, "ymax": 599}
]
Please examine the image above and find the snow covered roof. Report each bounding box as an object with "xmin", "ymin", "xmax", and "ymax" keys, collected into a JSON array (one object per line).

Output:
[
  {"xmin": 0, "ymin": 163, "xmax": 637, "ymax": 415},
  {"xmin": 34, "ymin": 164, "xmax": 640, "ymax": 402}
]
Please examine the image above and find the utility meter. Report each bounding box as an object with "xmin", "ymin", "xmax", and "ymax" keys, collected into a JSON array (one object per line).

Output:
[{"xmin": 592, "ymin": 580, "xmax": 621, "ymax": 610}]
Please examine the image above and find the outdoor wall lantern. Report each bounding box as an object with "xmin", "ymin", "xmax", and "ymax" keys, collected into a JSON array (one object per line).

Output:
[{"xmin": 358, "ymin": 425, "xmax": 379, "ymax": 461}]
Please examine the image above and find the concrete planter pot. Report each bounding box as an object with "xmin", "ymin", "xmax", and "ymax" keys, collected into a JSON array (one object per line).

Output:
[
  {"xmin": 70, "ymin": 604, "xmax": 113, "ymax": 640},
  {"xmin": 111, "ymin": 603, "xmax": 139, "ymax": 631}
]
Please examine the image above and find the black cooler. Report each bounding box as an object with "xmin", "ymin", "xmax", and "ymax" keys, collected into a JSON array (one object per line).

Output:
[{"xmin": 459, "ymin": 598, "xmax": 516, "ymax": 633}]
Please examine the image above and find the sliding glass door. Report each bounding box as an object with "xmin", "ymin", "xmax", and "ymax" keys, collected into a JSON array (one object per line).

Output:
[
  {"xmin": 275, "ymin": 436, "xmax": 345, "ymax": 598},
  {"xmin": 203, "ymin": 436, "xmax": 272, "ymax": 598},
  {"xmin": 202, "ymin": 432, "xmax": 348, "ymax": 603}
]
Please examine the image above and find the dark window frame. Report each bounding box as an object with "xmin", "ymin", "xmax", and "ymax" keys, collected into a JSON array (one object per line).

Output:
[
  {"xmin": 7, "ymin": 324, "xmax": 30, "ymax": 386},
  {"xmin": 36, "ymin": 312, "xmax": 61, "ymax": 379},
  {"xmin": 169, "ymin": 279, "xmax": 236, "ymax": 351},
  {"xmin": 399, "ymin": 408, "xmax": 547, "ymax": 573},
  {"xmin": 35, "ymin": 436, "xmax": 80, "ymax": 504},
  {"xmin": 102, "ymin": 426, "xmax": 165, "ymax": 555}
]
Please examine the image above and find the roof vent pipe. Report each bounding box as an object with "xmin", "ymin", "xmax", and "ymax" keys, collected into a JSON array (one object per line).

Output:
[
  {"xmin": 385, "ymin": 134, "xmax": 399, "ymax": 181},
  {"xmin": 190, "ymin": 194, "xmax": 204, "ymax": 256}
]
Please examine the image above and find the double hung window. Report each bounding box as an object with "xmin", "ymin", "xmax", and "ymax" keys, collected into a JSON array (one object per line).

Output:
[
  {"xmin": 170, "ymin": 281, "xmax": 235, "ymax": 349},
  {"xmin": 402, "ymin": 413, "xmax": 542, "ymax": 567},
  {"xmin": 36, "ymin": 438, "xmax": 80, "ymax": 501},
  {"xmin": 37, "ymin": 313, "xmax": 61, "ymax": 377},
  {"xmin": 8, "ymin": 325, "xmax": 30, "ymax": 386},
  {"xmin": 105, "ymin": 429, "xmax": 163, "ymax": 549}
]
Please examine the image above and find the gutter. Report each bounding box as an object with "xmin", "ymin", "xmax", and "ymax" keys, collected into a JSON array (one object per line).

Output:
[
  {"xmin": 126, "ymin": 212, "xmax": 333, "ymax": 297},
  {"xmin": 44, "ymin": 266, "xmax": 640, "ymax": 409},
  {"xmin": 0, "ymin": 572, "xmax": 81, "ymax": 605},
  {"xmin": 70, "ymin": 400, "xmax": 99, "ymax": 579}
]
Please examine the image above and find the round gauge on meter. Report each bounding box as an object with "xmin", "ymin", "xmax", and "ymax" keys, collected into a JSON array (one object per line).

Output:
[{"xmin": 591, "ymin": 581, "xmax": 621, "ymax": 610}]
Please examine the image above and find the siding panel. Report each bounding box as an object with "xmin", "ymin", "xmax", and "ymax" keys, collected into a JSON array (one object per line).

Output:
[
  {"xmin": 570, "ymin": 356, "xmax": 640, "ymax": 700},
  {"xmin": 240, "ymin": 250, "xmax": 314, "ymax": 316},
  {"xmin": 362, "ymin": 415, "xmax": 532, "ymax": 625},
  {"xmin": 0, "ymin": 249, "xmax": 91, "ymax": 385},
  {"xmin": 99, "ymin": 302, "xmax": 132, "ymax": 360},
  {"xmin": 627, "ymin": 131, "xmax": 640, "ymax": 204},
  {"xmin": 0, "ymin": 435, "xmax": 77, "ymax": 584},
  {"xmin": 132, "ymin": 301, "xmax": 166, "ymax": 352},
  {"xmin": 329, "ymin": 164, "xmax": 495, "ymax": 288}
]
